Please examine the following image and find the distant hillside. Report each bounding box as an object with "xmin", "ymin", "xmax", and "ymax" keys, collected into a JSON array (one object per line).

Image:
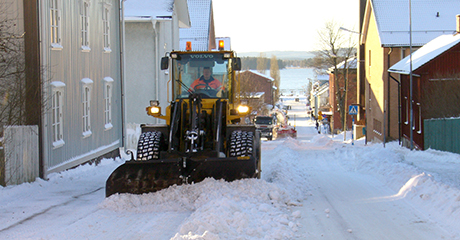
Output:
[{"xmin": 239, "ymin": 51, "xmax": 315, "ymax": 60}]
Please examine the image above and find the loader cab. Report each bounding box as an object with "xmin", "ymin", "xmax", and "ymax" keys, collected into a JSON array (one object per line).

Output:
[{"xmin": 169, "ymin": 51, "xmax": 239, "ymax": 100}]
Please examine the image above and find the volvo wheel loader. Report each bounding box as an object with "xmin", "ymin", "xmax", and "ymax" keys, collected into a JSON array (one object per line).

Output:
[{"xmin": 106, "ymin": 43, "xmax": 261, "ymax": 197}]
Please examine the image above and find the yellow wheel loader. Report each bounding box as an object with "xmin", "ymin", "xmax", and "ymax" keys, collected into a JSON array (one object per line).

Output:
[{"xmin": 106, "ymin": 46, "xmax": 261, "ymax": 197}]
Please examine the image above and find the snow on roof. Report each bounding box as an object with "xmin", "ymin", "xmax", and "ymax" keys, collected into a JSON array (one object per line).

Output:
[
  {"xmin": 124, "ymin": 0, "xmax": 173, "ymax": 19},
  {"xmin": 241, "ymin": 70, "xmax": 275, "ymax": 81},
  {"xmin": 124, "ymin": 0, "xmax": 190, "ymax": 27},
  {"xmin": 244, "ymin": 92, "xmax": 265, "ymax": 99},
  {"xmin": 179, "ymin": 0, "xmax": 213, "ymax": 51},
  {"xmin": 328, "ymin": 58, "xmax": 357, "ymax": 73},
  {"xmin": 389, "ymin": 33, "xmax": 460, "ymax": 75},
  {"xmin": 316, "ymin": 74, "xmax": 329, "ymax": 81},
  {"xmin": 370, "ymin": 0, "xmax": 460, "ymax": 47}
]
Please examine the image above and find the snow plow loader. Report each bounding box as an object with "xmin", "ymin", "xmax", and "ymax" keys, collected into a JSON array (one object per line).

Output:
[{"xmin": 106, "ymin": 45, "xmax": 261, "ymax": 197}]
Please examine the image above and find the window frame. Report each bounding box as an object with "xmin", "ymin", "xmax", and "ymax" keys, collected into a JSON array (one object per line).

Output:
[
  {"xmin": 50, "ymin": 0, "xmax": 63, "ymax": 49},
  {"xmin": 102, "ymin": 3, "xmax": 112, "ymax": 53},
  {"xmin": 51, "ymin": 81, "xmax": 65, "ymax": 148},
  {"xmin": 103, "ymin": 77, "xmax": 114, "ymax": 130},
  {"xmin": 80, "ymin": 0, "xmax": 91, "ymax": 51},
  {"xmin": 81, "ymin": 78, "xmax": 93, "ymax": 138}
]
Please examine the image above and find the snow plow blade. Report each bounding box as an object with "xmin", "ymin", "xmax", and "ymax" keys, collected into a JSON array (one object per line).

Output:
[{"xmin": 105, "ymin": 156, "xmax": 258, "ymax": 197}]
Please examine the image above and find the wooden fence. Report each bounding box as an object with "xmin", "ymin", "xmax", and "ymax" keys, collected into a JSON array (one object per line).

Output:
[
  {"xmin": 3, "ymin": 125, "xmax": 39, "ymax": 185},
  {"xmin": 424, "ymin": 118, "xmax": 460, "ymax": 154}
]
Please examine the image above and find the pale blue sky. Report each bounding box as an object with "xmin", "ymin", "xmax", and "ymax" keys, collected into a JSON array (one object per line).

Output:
[{"xmin": 212, "ymin": 0, "xmax": 359, "ymax": 53}]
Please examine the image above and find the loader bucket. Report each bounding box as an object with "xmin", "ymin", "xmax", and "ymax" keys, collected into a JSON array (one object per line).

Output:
[
  {"xmin": 186, "ymin": 156, "xmax": 258, "ymax": 183},
  {"xmin": 105, "ymin": 156, "xmax": 259, "ymax": 197},
  {"xmin": 105, "ymin": 159, "xmax": 184, "ymax": 197}
]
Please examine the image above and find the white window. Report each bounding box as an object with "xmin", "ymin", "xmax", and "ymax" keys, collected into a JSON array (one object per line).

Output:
[
  {"xmin": 81, "ymin": 0, "xmax": 90, "ymax": 51},
  {"xmin": 81, "ymin": 78, "xmax": 93, "ymax": 137},
  {"xmin": 404, "ymin": 96, "xmax": 408, "ymax": 125},
  {"xmin": 51, "ymin": 81, "xmax": 65, "ymax": 148},
  {"xmin": 103, "ymin": 3, "xmax": 111, "ymax": 52},
  {"xmin": 50, "ymin": 0, "xmax": 62, "ymax": 49},
  {"xmin": 417, "ymin": 102, "xmax": 422, "ymax": 134},
  {"xmin": 103, "ymin": 77, "xmax": 114, "ymax": 129}
]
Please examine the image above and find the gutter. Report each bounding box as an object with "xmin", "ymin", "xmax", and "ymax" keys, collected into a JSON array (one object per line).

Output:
[
  {"xmin": 120, "ymin": 0, "xmax": 126, "ymax": 150},
  {"xmin": 389, "ymin": 74, "xmax": 402, "ymax": 145}
]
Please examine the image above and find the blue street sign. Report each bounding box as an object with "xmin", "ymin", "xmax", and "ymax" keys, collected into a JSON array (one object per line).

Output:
[{"xmin": 349, "ymin": 105, "xmax": 358, "ymax": 115}]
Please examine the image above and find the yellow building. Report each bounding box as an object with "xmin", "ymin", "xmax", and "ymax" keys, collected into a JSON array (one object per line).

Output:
[{"xmin": 358, "ymin": 0, "xmax": 459, "ymax": 143}]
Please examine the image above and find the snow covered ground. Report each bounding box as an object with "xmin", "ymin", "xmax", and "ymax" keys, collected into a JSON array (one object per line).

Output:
[{"xmin": 1, "ymin": 100, "xmax": 460, "ymax": 239}]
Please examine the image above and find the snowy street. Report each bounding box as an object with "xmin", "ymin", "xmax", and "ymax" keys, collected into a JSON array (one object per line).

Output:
[{"xmin": 1, "ymin": 99, "xmax": 460, "ymax": 239}]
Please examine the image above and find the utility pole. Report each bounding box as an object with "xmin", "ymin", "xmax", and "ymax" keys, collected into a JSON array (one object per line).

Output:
[{"xmin": 409, "ymin": 0, "xmax": 414, "ymax": 150}]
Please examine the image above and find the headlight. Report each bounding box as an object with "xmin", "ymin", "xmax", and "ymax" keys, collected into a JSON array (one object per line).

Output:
[
  {"xmin": 147, "ymin": 106, "xmax": 161, "ymax": 116},
  {"xmin": 237, "ymin": 105, "xmax": 249, "ymax": 114}
]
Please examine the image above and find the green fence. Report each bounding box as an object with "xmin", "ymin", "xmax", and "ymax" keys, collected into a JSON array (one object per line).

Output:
[{"xmin": 424, "ymin": 118, "xmax": 460, "ymax": 154}]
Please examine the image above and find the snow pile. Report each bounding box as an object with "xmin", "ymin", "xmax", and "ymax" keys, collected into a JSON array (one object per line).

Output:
[
  {"xmin": 100, "ymin": 139, "xmax": 313, "ymax": 239},
  {"xmin": 337, "ymin": 141, "xmax": 460, "ymax": 232}
]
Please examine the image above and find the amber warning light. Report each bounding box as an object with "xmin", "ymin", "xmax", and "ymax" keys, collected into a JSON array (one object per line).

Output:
[
  {"xmin": 218, "ymin": 40, "xmax": 224, "ymax": 50},
  {"xmin": 186, "ymin": 41, "xmax": 192, "ymax": 51}
]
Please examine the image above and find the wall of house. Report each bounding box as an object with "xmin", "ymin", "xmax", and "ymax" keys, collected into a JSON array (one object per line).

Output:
[
  {"xmin": 401, "ymin": 43, "xmax": 460, "ymax": 150},
  {"xmin": 329, "ymin": 72, "xmax": 358, "ymax": 131},
  {"xmin": 238, "ymin": 71, "xmax": 274, "ymax": 106},
  {"xmin": 364, "ymin": 10, "xmax": 385, "ymax": 143},
  {"xmin": 124, "ymin": 18, "xmax": 176, "ymax": 125},
  {"xmin": 39, "ymin": 0, "xmax": 123, "ymax": 174},
  {"xmin": 125, "ymin": 22, "xmax": 157, "ymax": 125}
]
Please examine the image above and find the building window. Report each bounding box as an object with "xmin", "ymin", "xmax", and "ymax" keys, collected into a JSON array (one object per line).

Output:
[
  {"xmin": 103, "ymin": 77, "xmax": 113, "ymax": 129},
  {"xmin": 81, "ymin": 0, "xmax": 90, "ymax": 51},
  {"xmin": 404, "ymin": 96, "xmax": 408, "ymax": 124},
  {"xmin": 81, "ymin": 78, "xmax": 93, "ymax": 137},
  {"xmin": 103, "ymin": 3, "xmax": 111, "ymax": 52},
  {"xmin": 50, "ymin": 0, "xmax": 62, "ymax": 49},
  {"xmin": 51, "ymin": 81, "xmax": 65, "ymax": 148},
  {"xmin": 417, "ymin": 102, "xmax": 422, "ymax": 134},
  {"xmin": 368, "ymin": 50, "xmax": 371, "ymax": 67}
]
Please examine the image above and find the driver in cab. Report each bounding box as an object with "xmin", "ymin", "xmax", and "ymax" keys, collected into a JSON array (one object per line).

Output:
[{"xmin": 190, "ymin": 67, "xmax": 222, "ymax": 91}]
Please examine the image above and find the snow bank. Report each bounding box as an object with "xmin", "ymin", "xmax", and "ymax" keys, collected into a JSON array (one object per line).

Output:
[
  {"xmin": 100, "ymin": 139, "xmax": 314, "ymax": 239},
  {"xmin": 337, "ymin": 141, "xmax": 460, "ymax": 233}
]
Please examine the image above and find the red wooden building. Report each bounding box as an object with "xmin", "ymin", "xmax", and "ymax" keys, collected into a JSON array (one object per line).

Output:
[
  {"xmin": 237, "ymin": 70, "xmax": 275, "ymax": 106},
  {"xmin": 389, "ymin": 33, "xmax": 460, "ymax": 149},
  {"xmin": 328, "ymin": 58, "xmax": 358, "ymax": 132}
]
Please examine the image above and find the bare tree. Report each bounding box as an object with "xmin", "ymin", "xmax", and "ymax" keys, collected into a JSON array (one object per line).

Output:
[
  {"xmin": 270, "ymin": 55, "xmax": 280, "ymax": 104},
  {"xmin": 256, "ymin": 53, "xmax": 267, "ymax": 75},
  {"xmin": 314, "ymin": 20, "xmax": 357, "ymax": 132},
  {"xmin": 0, "ymin": 2, "xmax": 26, "ymax": 134},
  {"xmin": 1, "ymin": 1, "xmax": 26, "ymax": 186}
]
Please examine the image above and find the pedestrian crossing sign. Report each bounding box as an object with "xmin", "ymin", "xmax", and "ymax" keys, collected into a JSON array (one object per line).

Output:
[{"xmin": 349, "ymin": 105, "xmax": 358, "ymax": 115}]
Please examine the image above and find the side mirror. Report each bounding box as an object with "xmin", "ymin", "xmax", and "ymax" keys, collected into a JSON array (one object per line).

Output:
[
  {"xmin": 233, "ymin": 57, "xmax": 241, "ymax": 71},
  {"xmin": 160, "ymin": 57, "xmax": 169, "ymax": 70}
]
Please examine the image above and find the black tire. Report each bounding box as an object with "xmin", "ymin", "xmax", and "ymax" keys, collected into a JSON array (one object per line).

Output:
[
  {"xmin": 136, "ymin": 131, "xmax": 163, "ymax": 160},
  {"xmin": 228, "ymin": 131, "xmax": 254, "ymax": 157}
]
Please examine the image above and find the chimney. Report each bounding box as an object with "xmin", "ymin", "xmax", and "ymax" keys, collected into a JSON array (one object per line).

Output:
[{"xmin": 457, "ymin": 14, "xmax": 460, "ymax": 33}]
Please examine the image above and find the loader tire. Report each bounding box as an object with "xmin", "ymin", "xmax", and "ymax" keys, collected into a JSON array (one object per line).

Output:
[
  {"xmin": 228, "ymin": 131, "xmax": 254, "ymax": 157},
  {"xmin": 136, "ymin": 131, "xmax": 163, "ymax": 160}
]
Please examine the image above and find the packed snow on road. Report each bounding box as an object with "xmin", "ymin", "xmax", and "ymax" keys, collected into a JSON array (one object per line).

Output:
[{"xmin": 1, "ymin": 100, "xmax": 460, "ymax": 239}]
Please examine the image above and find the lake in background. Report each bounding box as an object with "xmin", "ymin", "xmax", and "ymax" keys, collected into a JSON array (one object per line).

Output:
[{"xmin": 279, "ymin": 68, "xmax": 315, "ymax": 96}]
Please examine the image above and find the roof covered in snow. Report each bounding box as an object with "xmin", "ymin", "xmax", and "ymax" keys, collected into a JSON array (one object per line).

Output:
[
  {"xmin": 179, "ymin": 0, "xmax": 215, "ymax": 51},
  {"xmin": 316, "ymin": 74, "xmax": 329, "ymax": 81},
  {"xmin": 389, "ymin": 33, "xmax": 460, "ymax": 75},
  {"xmin": 240, "ymin": 70, "xmax": 275, "ymax": 81},
  {"xmin": 328, "ymin": 58, "xmax": 357, "ymax": 73},
  {"xmin": 366, "ymin": 0, "xmax": 460, "ymax": 47},
  {"xmin": 124, "ymin": 0, "xmax": 190, "ymax": 28}
]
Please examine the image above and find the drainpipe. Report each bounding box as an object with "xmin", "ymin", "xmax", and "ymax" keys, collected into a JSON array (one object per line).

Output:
[
  {"xmin": 120, "ymin": 0, "xmax": 127, "ymax": 150},
  {"xmin": 389, "ymin": 75, "xmax": 401, "ymax": 145},
  {"xmin": 151, "ymin": 19, "xmax": 159, "ymax": 124},
  {"xmin": 384, "ymin": 47, "xmax": 393, "ymax": 147}
]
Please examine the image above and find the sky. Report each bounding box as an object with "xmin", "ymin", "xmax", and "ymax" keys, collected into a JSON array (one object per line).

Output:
[{"xmin": 212, "ymin": 0, "xmax": 359, "ymax": 53}]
